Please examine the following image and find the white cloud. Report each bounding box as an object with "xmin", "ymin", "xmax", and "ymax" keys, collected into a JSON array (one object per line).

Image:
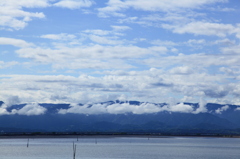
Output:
[
  {"xmin": 209, "ymin": 6, "xmax": 235, "ymax": 12},
  {"xmin": 83, "ymin": 26, "xmax": 131, "ymax": 38},
  {"xmin": 0, "ymin": 0, "xmax": 47, "ymax": 30},
  {"xmin": 0, "ymin": 104, "xmax": 11, "ymax": 115},
  {"xmin": 0, "ymin": 97, "xmax": 47, "ymax": 116},
  {"xmin": 162, "ymin": 22, "xmax": 236, "ymax": 37},
  {"xmin": 213, "ymin": 38, "xmax": 235, "ymax": 46},
  {"xmin": 111, "ymin": 25, "xmax": 131, "ymax": 31},
  {"xmin": 83, "ymin": 29, "xmax": 111, "ymax": 36},
  {"xmin": 235, "ymin": 24, "xmax": 240, "ymax": 39},
  {"xmin": 88, "ymin": 35, "xmax": 124, "ymax": 45},
  {"xmin": 204, "ymin": 86, "xmax": 229, "ymax": 98},
  {"xmin": 53, "ymin": 0, "xmax": 94, "ymax": 9},
  {"xmin": 15, "ymin": 44, "xmax": 167, "ymax": 69},
  {"xmin": 170, "ymin": 66, "xmax": 194, "ymax": 75},
  {"xmin": 219, "ymin": 67, "xmax": 233, "ymax": 75},
  {"xmin": 151, "ymin": 40, "xmax": 177, "ymax": 47},
  {"xmin": 107, "ymin": 102, "xmax": 162, "ymax": 114},
  {"xmin": 40, "ymin": 33, "xmax": 76, "ymax": 41},
  {"xmin": 0, "ymin": 0, "xmax": 93, "ymax": 30},
  {"xmin": 144, "ymin": 52, "xmax": 240, "ymax": 70},
  {"xmin": 0, "ymin": 37, "xmax": 33, "ymax": 47},
  {"xmin": 58, "ymin": 101, "xmax": 215, "ymax": 115},
  {"xmin": 0, "ymin": 61, "xmax": 18, "ymax": 69},
  {"xmin": 186, "ymin": 39, "xmax": 206, "ymax": 45},
  {"xmin": 194, "ymin": 99, "xmax": 208, "ymax": 114},
  {"xmin": 58, "ymin": 103, "xmax": 108, "ymax": 114},
  {"xmin": 0, "ymin": 0, "xmax": 50, "ymax": 8},
  {"xmin": 215, "ymin": 105, "xmax": 229, "ymax": 114},
  {"xmin": 58, "ymin": 102, "xmax": 197, "ymax": 115},
  {"xmin": 15, "ymin": 103, "xmax": 47, "ymax": 116},
  {"xmin": 166, "ymin": 103, "xmax": 194, "ymax": 113},
  {"xmin": 98, "ymin": 0, "xmax": 227, "ymax": 17},
  {"xmin": 221, "ymin": 45, "xmax": 240, "ymax": 55},
  {"xmin": 0, "ymin": 64, "xmax": 239, "ymax": 110},
  {"xmin": 2, "ymin": 95, "xmax": 21, "ymax": 107},
  {"xmin": 80, "ymin": 27, "xmax": 133, "ymax": 45}
]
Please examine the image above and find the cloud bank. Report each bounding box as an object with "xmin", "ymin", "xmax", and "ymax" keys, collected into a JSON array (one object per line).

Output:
[
  {"xmin": 0, "ymin": 102, "xmax": 46, "ymax": 116},
  {"xmin": 58, "ymin": 102, "xmax": 207, "ymax": 115}
]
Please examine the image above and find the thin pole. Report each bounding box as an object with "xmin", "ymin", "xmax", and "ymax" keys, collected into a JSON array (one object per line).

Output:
[
  {"xmin": 73, "ymin": 142, "xmax": 76, "ymax": 159},
  {"xmin": 27, "ymin": 138, "xmax": 29, "ymax": 147}
]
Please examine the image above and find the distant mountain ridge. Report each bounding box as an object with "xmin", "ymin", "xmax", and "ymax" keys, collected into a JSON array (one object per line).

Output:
[{"xmin": 0, "ymin": 101, "xmax": 240, "ymax": 135}]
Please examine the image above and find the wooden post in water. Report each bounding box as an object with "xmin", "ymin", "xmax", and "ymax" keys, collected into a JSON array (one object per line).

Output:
[
  {"xmin": 73, "ymin": 142, "xmax": 76, "ymax": 159},
  {"xmin": 27, "ymin": 138, "xmax": 29, "ymax": 147}
]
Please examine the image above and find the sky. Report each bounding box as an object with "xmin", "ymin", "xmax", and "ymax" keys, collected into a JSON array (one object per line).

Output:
[{"xmin": 1, "ymin": 0, "xmax": 240, "ymax": 109}]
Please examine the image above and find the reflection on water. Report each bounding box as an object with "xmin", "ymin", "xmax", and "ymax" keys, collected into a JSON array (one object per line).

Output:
[{"xmin": 0, "ymin": 136, "xmax": 239, "ymax": 159}]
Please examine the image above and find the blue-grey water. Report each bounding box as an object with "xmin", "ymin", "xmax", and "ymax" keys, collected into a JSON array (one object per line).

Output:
[{"xmin": 0, "ymin": 136, "xmax": 239, "ymax": 159}]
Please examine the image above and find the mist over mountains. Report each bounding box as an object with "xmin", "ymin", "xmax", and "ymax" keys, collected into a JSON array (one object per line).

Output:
[{"xmin": 1, "ymin": 100, "xmax": 240, "ymax": 135}]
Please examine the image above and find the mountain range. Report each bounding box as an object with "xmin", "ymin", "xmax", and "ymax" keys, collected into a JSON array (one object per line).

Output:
[{"xmin": 0, "ymin": 101, "xmax": 240, "ymax": 135}]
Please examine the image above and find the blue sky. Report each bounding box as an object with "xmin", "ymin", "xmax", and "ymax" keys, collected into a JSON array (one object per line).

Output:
[{"xmin": 1, "ymin": 0, "xmax": 240, "ymax": 108}]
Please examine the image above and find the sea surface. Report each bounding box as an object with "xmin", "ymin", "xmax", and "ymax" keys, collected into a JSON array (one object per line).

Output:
[{"xmin": 0, "ymin": 136, "xmax": 239, "ymax": 159}]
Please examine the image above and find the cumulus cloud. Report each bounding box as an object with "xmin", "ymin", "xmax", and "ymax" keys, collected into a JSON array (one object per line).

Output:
[
  {"xmin": 219, "ymin": 67, "xmax": 235, "ymax": 75},
  {"xmin": 0, "ymin": 0, "xmax": 93, "ymax": 30},
  {"xmin": 81, "ymin": 26, "xmax": 132, "ymax": 45},
  {"xmin": 14, "ymin": 103, "xmax": 47, "ymax": 116},
  {"xmin": 107, "ymin": 102, "xmax": 162, "ymax": 114},
  {"xmin": 58, "ymin": 103, "xmax": 108, "ymax": 114},
  {"xmin": 0, "ymin": 104, "xmax": 11, "ymax": 115},
  {"xmin": 0, "ymin": 0, "xmax": 47, "ymax": 30},
  {"xmin": 111, "ymin": 25, "xmax": 131, "ymax": 31},
  {"xmin": 98, "ymin": 0, "xmax": 227, "ymax": 17},
  {"xmin": 3, "ymin": 95, "xmax": 21, "ymax": 107},
  {"xmin": 215, "ymin": 105, "xmax": 229, "ymax": 114},
  {"xmin": 0, "ymin": 37, "xmax": 33, "ymax": 47},
  {"xmin": 0, "ymin": 61, "xmax": 18, "ymax": 69},
  {"xmin": 170, "ymin": 66, "xmax": 194, "ymax": 75},
  {"xmin": 144, "ymin": 52, "xmax": 240, "ymax": 70},
  {"xmin": 15, "ymin": 44, "xmax": 167, "ymax": 69},
  {"xmin": 88, "ymin": 35, "xmax": 124, "ymax": 45},
  {"xmin": 235, "ymin": 107, "xmax": 240, "ymax": 111},
  {"xmin": 167, "ymin": 103, "xmax": 194, "ymax": 113},
  {"xmin": 14, "ymin": 27, "xmax": 168, "ymax": 70},
  {"xmin": 162, "ymin": 22, "xmax": 237, "ymax": 37},
  {"xmin": 186, "ymin": 39, "xmax": 206, "ymax": 46},
  {"xmin": 0, "ymin": 96, "xmax": 20, "ymax": 115},
  {"xmin": 0, "ymin": 101, "xmax": 46, "ymax": 116},
  {"xmin": 40, "ymin": 33, "xmax": 76, "ymax": 41},
  {"xmin": 53, "ymin": 0, "xmax": 94, "ymax": 9},
  {"xmin": 194, "ymin": 99, "xmax": 208, "ymax": 114},
  {"xmin": 221, "ymin": 45, "xmax": 240, "ymax": 55}
]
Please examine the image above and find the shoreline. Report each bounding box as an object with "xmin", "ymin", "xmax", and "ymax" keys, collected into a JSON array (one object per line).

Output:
[{"xmin": 0, "ymin": 133, "xmax": 239, "ymax": 139}]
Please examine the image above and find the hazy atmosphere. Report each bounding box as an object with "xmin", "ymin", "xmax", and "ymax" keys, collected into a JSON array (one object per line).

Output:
[{"xmin": 1, "ymin": 0, "xmax": 240, "ymax": 111}]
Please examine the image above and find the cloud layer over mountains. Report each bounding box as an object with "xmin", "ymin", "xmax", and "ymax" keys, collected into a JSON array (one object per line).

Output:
[{"xmin": 0, "ymin": 100, "xmax": 237, "ymax": 116}]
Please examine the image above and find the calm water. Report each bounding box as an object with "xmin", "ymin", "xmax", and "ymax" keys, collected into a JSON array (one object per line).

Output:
[{"xmin": 0, "ymin": 136, "xmax": 239, "ymax": 159}]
